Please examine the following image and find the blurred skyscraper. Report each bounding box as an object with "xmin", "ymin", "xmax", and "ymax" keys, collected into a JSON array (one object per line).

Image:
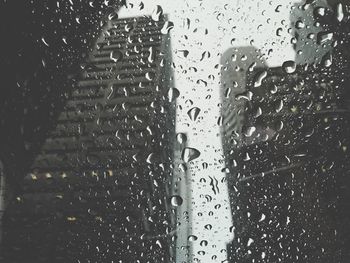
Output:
[
  {"xmin": 0, "ymin": 4, "xmax": 176, "ymax": 262},
  {"xmin": 222, "ymin": 1, "xmax": 350, "ymax": 262}
]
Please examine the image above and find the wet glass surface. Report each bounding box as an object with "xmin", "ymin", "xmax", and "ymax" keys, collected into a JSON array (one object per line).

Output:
[{"xmin": 0, "ymin": 0, "xmax": 349, "ymax": 262}]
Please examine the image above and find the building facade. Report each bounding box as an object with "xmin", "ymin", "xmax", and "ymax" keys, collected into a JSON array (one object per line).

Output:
[{"xmin": 1, "ymin": 11, "xmax": 176, "ymax": 263}]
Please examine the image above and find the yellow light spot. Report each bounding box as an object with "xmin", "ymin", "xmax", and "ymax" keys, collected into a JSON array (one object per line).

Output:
[{"xmin": 291, "ymin": 106, "xmax": 298, "ymax": 113}]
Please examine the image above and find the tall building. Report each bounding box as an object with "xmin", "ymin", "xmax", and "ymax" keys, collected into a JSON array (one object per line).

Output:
[
  {"xmin": 225, "ymin": 64, "xmax": 350, "ymax": 262},
  {"xmin": 221, "ymin": 2, "xmax": 350, "ymax": 262},
  {"xmin": 2, "ymin": 13, "xmax": 176, "ymax": 263}
]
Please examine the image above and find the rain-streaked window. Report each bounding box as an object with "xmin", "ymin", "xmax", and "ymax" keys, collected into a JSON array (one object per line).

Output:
[{"xmin": 0, "ymin": 0, "xmax": 349, "ymax": 262}]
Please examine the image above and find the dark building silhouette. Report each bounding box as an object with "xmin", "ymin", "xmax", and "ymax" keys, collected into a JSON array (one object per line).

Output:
[
  {"xmin": 222, "ymin": 1, "xmax": 350, "ymax": 262},
  {"xmin": 0, "ymin": 4, "xmax": 176, "ymax": 263},
  {"xmin": 0, "ymin": 1, "xmax": 125, "ymax": 191}
]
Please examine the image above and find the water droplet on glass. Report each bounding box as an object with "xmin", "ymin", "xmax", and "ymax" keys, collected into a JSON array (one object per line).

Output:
[
  {"xmin": 317, "ymin": 32, "xmax": 333, "ymax": 45},
  {"xmin": 336, "ymin": 3, "xmax": 344, "ymax": 22},
  {"xmin": 161, "ymin": 21, "xmax": 174, "ymax": 34},
  {"xmin": 295, "ymin": 20, "xmax": 305, "ymax": 29},
  {"xmin": 181, "ymin": 147, "xmax": 201, "ymax": 162},
  {"xmin": 307, "ymin": 33, "xmax": 315, "ymax": 39},
  {"xmin": 146, "ymin": 153, "xmax": 155, "ymax": 164},
  {"xmin": 152, "ymin": 5, "xmax": 163, "ymax": 21},
  {"xmin": 176, "ymin": 133, "xmax": 187, "ymax": 144},
  {"xmin": 168, "ymin": 88, "xmax": 180, "ymax": 102},
  {"xmin": 259, "ymin": 213, "xmax": 266, "ymax": 222},
  {"xmin": 275, "ymin": 5, "xmax": 282, "ymax": 12},
  {"xmin": 276, "ymin": 28, "xmax": 282, "ymax": 36},
  {"xmin": 255, "ymin": 107, "xmax": 262, "ymax": 118},
  {"xmin": 110, "ymin": 50, "xmax": 123, "ymax": 62},
  {"xmin": 282, "ymin": 60, "xmax": 296, "ymax": 74},
  {"xmin": 148, "ymin": 47, "xmax": 155, "ymax": 63},
  {"xmin": 244, "ymin": 126, "xmax": 256, "ymax": 137},
  {"xmin": 188, "ymin": 235, "xmax": 198, "ymax": 241},
  {"xmin": 247, "ymin": 238, "xmax": 254, "ymax": 247},
  {"xmin": 178, "ymin": 50, "xmax": 189, "ymax": 58},
  {"xmin": 145, "ymin": 72, "xmax": 155, "ymax": 81},
  {"xmin": 315, "ymin": 7, "xmax": 326, "ymax": 16},
  {"xmin": 322, "ymin": 52, "xmax": 333, "ymax": 67},
  {"xmin": 41, "ymin": 37, "xmax": 49, "ymax": 47},
  {"xmin": 275, "ymin": 100, "xmax": 284, "ymax": 113},
  {"xmin": 204, "ymin": 224, "xmax": 212, "ymax": 230},
  {"xmin": 254, "ymin": 71, "xmax": 267, "ymax": 87},
  {"xmin": 170, "ymin": 195, "xmax": 183, "ymax": 206},
  {"xmin": 139, "ymin": 1, "xmax": 144, "ymax": 10},
  {"xmin": 200, "ymin": 240, "xmax": 208, "ymax": 246},
  {"xmin": 187, "ymin": 107, "xmax": 201, "ymax": 121}
]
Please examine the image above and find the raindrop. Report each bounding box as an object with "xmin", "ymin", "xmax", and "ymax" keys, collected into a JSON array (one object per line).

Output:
[
  {"xmin": 204, "ymin": 224, "xmax": 212, "ymax": 230},
  {"xmin": 148, "ymin": 47, "xmax": 155, "ymax": 63},
  {"xmin": 282, "ymin": 60, "xmax": 296, "ymax": 74},
  {"xmin": 152, "ymin": 5, "xmax": 163, "ymax": 21},
  {"xmin": 176, "ymin": 133, "xmax": 187, "ymax": 144},
  {"xmin": 188, "ymin": 235, "xmax": 198, "ymax": 242},
  {"xmin": 259, "ymin": 213, "xmax": 266, "ymax": 222},
  {"xmin": 146, "ymin": 153, "xmax": 155, "ymax": 164},
  {"xmin": 247, "ymin": 238, "xmax": 254, "ymax": 247},
  {"xmin": 161, "ymin": 21, "xmax": 174, "ymax": 34},
  {"xmin": 168, "ymin": 88, "xmax": 180, "ymax": 102},
  {"xmin": 139, "ymin": 1, "xmax": 144, "ymax": 10},
  {"xmin": 295, "ymin": 20, "xmax": 305, "ymax": 29},
  {"xmin": 178, "ymin": 50, "xmax": 189, "ymax": 58},
  {"xmin": 202, "ymin": 162, "xmax": 208, "ymax": 169},
  {"xmin": 145, "ymin": 72, "xmax": 155, "ymax": 81},
  {"xmin": 200, "ymin": 240, "xmax": 208, "ymax": 246},
  {"xmin": 217, "ymin": 116, "xmax": 224, "ymax": 126},
  {"xmin": 110, "ymin": 50, "xmax": 123, "ymax": 62},
  {"xmin": 254, "ymin": 71, "xmax": 267, "ymax": 87},
  {"xmin": 275, "ymin": 5, "xmax": 282, "ymax": 12},
  {"xmin": 254, "ymin": 107, "xmax": 262, "ymax": 118},
  {"xmin": 156, "ymin": 240, "xmax": 162, "ymax": 248},
  {"xmin": 315, "ymin": 7, "xmax": 326, "ymax": 16},
  {"xmin": 216, "ymin": 13, "xmax": 224, "ymax": 21},
  {"xmin": 41, "ymin": 37, "xmax": 49, "ymax": 47},
  {"xmin": 317, "ymin": 32, "xmax": 333, "ymax": 45},
  {"xmin": 170, "ymin": 195, "xmax": 183, "ymax": 206},
  {"xmin": 322, "ymin": 52, "xmax": 332, "ymax": 67},
  {"xmin": 276, "ymin": 27, "xmax": 282, "ymax": 36},
  {"xmin": 236, "ymin": 91, "xmax": 253, "ymax": 101},
  {"xmin": 307, "ymin": 33, "xmax": 315, "ymax": 39},
  {"xmin": 244, "ymin": 126, "xmax": 256, "ymax": 137},
  {"xmin": 275, "ymin": 100, "xmax": 284, "ymax": 113},
  {"xmin": 336, "ymin": 3, "xmax": 344, "ymax": 22},
  {"xmin": 181, "ymin": 147, "xmax": 201, "ymax": 162},
  {"xmin": 248, "ymin": 62, "xmax": 257, "ymax": 72},
  {"xmin": 108, "ymin": 12, "xmax": 118, "ymax": 20},
  {"xmin": 187, "ymin": 107, "xmax": 201, "ymax": 121}
]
